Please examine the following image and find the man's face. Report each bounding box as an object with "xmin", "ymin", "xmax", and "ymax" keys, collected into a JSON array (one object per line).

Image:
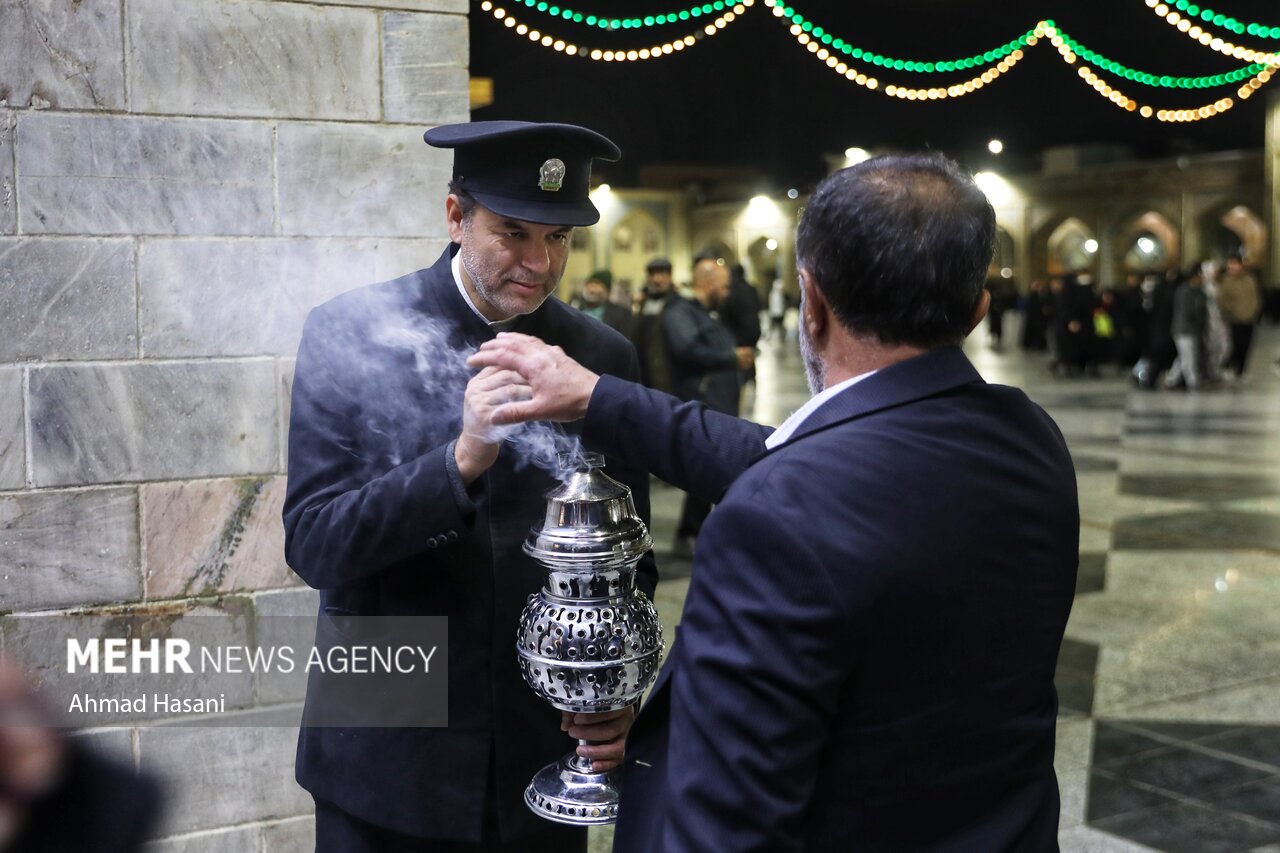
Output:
[
  {"xmin": 694, "ymin": 260, "xmax": 730, "ymax": 308},
  {"xmin": 447, "ymin": 198, "xmax": 572, "ymax": 321},
  {"xmin": 646, "ymin": 270, "xmax": 672, "ymax": 294},
  {"xmin": 582, "ymin": 280, "xmax": 608, "ymax": 306}
]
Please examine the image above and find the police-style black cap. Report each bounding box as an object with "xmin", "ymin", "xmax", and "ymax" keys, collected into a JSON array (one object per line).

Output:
[
  {"xmin": 424, "ymin": 121, "xmax": 620, "ymax": 227},
  {"xmin": 646, "ymin": 257, "xmax": 673, "ymax": 273}
]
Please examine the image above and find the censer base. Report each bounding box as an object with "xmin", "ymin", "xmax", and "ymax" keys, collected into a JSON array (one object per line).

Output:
[{"xmin": 524, "ymin": 752, "xmax": 620, "ymax": 826}]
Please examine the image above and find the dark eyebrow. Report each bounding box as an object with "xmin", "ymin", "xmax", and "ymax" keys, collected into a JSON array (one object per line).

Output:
[{"xmin": 496, "ymin": 219, "xmax": 528, "ymax": 231}]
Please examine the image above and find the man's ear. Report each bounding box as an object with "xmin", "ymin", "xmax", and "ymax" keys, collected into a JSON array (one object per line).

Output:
[
  {"xmin": 966, "ymin": 289, "xmax": 991, "ymax": 337},
  {"xmin": 446, "ymin": 195, "xmax": 466, "ymax": 244},
  {"xmin": 799, "ymin": 269, "xmax": 829, "ymax": 342}
]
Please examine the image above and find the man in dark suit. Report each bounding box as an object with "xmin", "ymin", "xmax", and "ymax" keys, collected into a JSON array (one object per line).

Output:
[
  {"xmin": 573, "ymin": 270, "xmax": 634, "ymax": 339},
  {"xmin": 472, "ymin": 153, "xmax": 1080, "ymax": 852},
  {"xmin": 283, "ymin": 122, "xmax": 657, "ymax": 852}
]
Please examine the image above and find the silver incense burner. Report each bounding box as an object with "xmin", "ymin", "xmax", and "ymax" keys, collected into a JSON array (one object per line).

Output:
[{"xmin": 517, "ymin": 452, "xmax": 664, "ymax": 825}]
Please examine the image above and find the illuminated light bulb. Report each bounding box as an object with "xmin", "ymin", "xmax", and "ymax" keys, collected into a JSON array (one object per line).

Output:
[
  {"xmin": 724, "ymin": 12, "xmax": 736, "ymax": 22},
  {"xmin": 602, "ymin": 49, "xmax": 613, "ymax": 60},
  {"xmin": 1154, "ymin": 4, "xmax": 1168, "ymax": 15},
  {"xmin": 885, "ymin": 84, "xmax": 898, "ymax": 96},
  {"xmin": 836, "ymin": 61, "xmax": 847, "ymax": 73},
  {"xmin": 626, "ymin": 49, "xmax": 638, "ymax": 60},
  {"xmin": 504, "ymin": 16, "xmax": 515, "ymax": 26},
  {"xmin": 797, "ymin": 32, "xmax": 809, "ymax": 44},
  {"xmin": 684, "ymin": 35, "xmax": 695, "ymax": 45},
  {"xmin": 715, "ymin": 18, "xmax": 726, "ymax": 29},
  {"xmin": 1167, "ymin": 12, "xmax": 1181, "ymax": 24},
  {"xmin": 817, "ymin": 47, "xmax": 829, "ymax": 59},
  {"xmin": 1126, "ymin": 101, "xmax": 1137, "ymax": 111},
  {"xmin": 638, "ymin": 48, "xmax": 650, "ymax": 58},
  {"xmin": 554, "ymin": 39, "xmax": 565, "ymax": 50},
  {"xmin": 482, "ymin": 0, "xmax": 493, "ymax": 9},
  {"xmin": 662, "ymin": 44, "xmax": 672, "ymax": 54},
  {"xmin": 807, "ymin": 41, "xmax": 819, "ymax": 53},
  {"xmin": 529, "ymin": 29, "xmax": 540, "ymax": 39},
  {"xmin": 516, "ymin": 23, "xmax": 528, "ymax": 33},
  {"xmin": 1145, "ymin": 0, "xmax": 1157, "ymax": 5},
  {"xmin": 790, "ymin": 23, "xmax": 801, "ymax": 35},
  {"xmin": 541, "ymin": 35, "xmax": 553, "ymax": 46},
  {"xmin": 866, "ymin": 78, "xmax": 878, "ymax": 89},
  {"xmin": 773, "ymin": 4, "xmax": 785, "ymax": 15},
  {"xmin": 704, "ymin": 24, "xmax": 715, "ymax": 34},
  {"xmin": 826, "ymin": 56, "xmax": 838, "ymax": 68}
]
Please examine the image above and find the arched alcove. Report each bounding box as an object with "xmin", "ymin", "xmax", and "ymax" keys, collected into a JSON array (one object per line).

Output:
[
  {"xmin": 1045, "ymin": 217, "xmax": 1098, "ymax": 275},
  {"xmin": 1117, "ymin": 211, "xmax": 1179, "ymax": 273}
]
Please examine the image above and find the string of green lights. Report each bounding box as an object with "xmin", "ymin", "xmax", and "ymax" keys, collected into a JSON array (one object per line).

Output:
[
  {"xmin": 1164, "ymin": 0, "xmax": 1280, "ymax": 38},
  {"xmin": 1054, "ymin": 23, "xmax": 1266, "ymax": 87},
  {"xmin": 494, "ymin": 0, "xmax": 1269, "ymax": 89},
  {"xmin": 475, "ymin": 0, "xmax": 1280, "ymax": 122}
]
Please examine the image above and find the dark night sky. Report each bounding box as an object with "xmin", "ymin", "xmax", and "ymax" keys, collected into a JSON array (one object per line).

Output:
[{"xmin": 470, "ymin": 0, "xmax": 1279, "ymax": 189}]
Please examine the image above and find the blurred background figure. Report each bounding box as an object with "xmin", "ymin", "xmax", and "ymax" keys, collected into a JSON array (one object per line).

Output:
[
  {"xmin": 985, "ymin": 269, "xmax": 1018, "ymax": 351},
  {"xmin": 631, "ymin": 258, "xmax": 677, "ymax": 393},
  {"xmin": 573, "ymin": 269, "xmax": 634, "ymax": 338},
  {"xmin": 1165, "ymin": 265, "xmax": 1209, "ymax": 391},
  {"xmin": 1218, "ymin": 256, "xmax": 1262, "ymax": 379},
  {"xmin": 767, "ymin": 279, "xmax": 787, "ymax": 342},
  {"xmin": 1199, "ymin": 260, "xmax": 1231, "ymax": 385},
  {"xmin": 719, "ymin": 263, "xmax": 763, "ymax": 413},
  {"xmin": 663, "ymin": 253, "xmax": 754, "ymax": 555},
  {"xmin": 0, "ymin": 657, "xmax": 160, "ymax": 853},
  {"xmin": 1115, "ymin": 274, "xmax": 1148, "ymax": 370},
  {"xmin": 1019, "ymin": 279, "xmax": 1051, "ymax": 352}
]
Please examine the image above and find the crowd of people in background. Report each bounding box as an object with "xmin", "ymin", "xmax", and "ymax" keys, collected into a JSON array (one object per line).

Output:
[{"xmin": 1009, "ymin": 257, "xmax": 1276, "ymax": 390}]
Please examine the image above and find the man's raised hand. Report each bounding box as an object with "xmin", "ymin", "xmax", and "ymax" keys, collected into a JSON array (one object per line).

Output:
[{"xmin": 467, "ymin": 333, "xmax": 601, "ymax": 426}]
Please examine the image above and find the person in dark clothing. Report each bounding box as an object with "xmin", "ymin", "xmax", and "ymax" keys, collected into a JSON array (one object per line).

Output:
[
  {"xmin": 1052, "ymin": 274, "xmax": 1098, "ymax": 376},
  {"xmin": 631, "ymin": 258, "xmax": 677, "ymax": 393},
  {"xmin": 663, "ymin": 256, "xmax": 753, "ymax": 553},
  {"xmin": 1133, "ymin": 270, "xmax": 1179, "ymax": 389},
  {"xmin": 1019, "ymin": 279, "xmax": 1050, "ymax": 351},
  {"xmin": 1165, "ymin": 266, "xmax": 1209, "ymax": 390},
  {"xmin": 985, "ymin": 272, "xmax": 1017, "ymax": 350},
  {"xmin": 573, "ymin": 270, "xmax": 634, "ymax": 339},
  {"xmin": 718, "ymin": 262, "xmax": 763, "ymax": 395},
  {"xmin": 285, "ymin": 122, "xmax": 654, "ymax": 853},
  {"xmin": 1115, "ymin": 274, "xmax": 1148, "ymax": 368}
]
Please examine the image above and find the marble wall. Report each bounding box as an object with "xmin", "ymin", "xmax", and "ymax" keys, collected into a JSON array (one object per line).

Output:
[{"xmin": 0, "ymin": 0, "xmax": 468, "ymax": 848}]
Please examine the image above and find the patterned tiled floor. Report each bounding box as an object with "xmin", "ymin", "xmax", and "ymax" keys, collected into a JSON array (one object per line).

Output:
[{"xmin": 589, "ymin": 321, "xmax": 1280, "ymax": 853}]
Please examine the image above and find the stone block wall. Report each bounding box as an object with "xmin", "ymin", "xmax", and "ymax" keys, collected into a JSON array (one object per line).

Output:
[{"xmin": 0, "ymin": 0, "xmax": 468, "ymax": 848}]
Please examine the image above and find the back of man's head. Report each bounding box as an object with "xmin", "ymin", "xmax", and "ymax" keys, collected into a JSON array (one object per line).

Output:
[{"xmin": 796, "ymin": 153, "xmax": 995, "ymax": 348}]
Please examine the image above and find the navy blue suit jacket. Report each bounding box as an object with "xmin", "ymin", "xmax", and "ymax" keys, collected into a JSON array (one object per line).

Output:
[
  {"xmin": 585, "ymin": 347, "xmax": 1078, "ymax": 852},
  {"xmin": 283, "ymin": 246, "xmax": 655, "ymax": 842}
]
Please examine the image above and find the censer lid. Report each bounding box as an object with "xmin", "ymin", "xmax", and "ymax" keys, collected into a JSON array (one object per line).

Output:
[{"xmin": 524, "ymin": 452, "xmax": 652, "ymax": 565}]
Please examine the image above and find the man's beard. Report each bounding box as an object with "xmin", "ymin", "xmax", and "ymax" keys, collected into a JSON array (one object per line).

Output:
[
  {"xmin": 798, "ymin": 294, "xmax": 825, "ymax": 395},
  {"xmin": 459, "ymin": 222, "xmax": 553, "ymax": 319}
]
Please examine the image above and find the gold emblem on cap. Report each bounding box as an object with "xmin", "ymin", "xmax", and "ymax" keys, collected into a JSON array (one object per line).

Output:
[{"xmin": 539, "ymin": 158, "xmax": 566, "ymax": 192}]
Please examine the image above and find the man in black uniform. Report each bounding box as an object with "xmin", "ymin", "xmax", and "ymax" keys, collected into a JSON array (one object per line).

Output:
[{"xmin": 283, "ymin": 122, "xmax": 657, "ymax": 852}]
